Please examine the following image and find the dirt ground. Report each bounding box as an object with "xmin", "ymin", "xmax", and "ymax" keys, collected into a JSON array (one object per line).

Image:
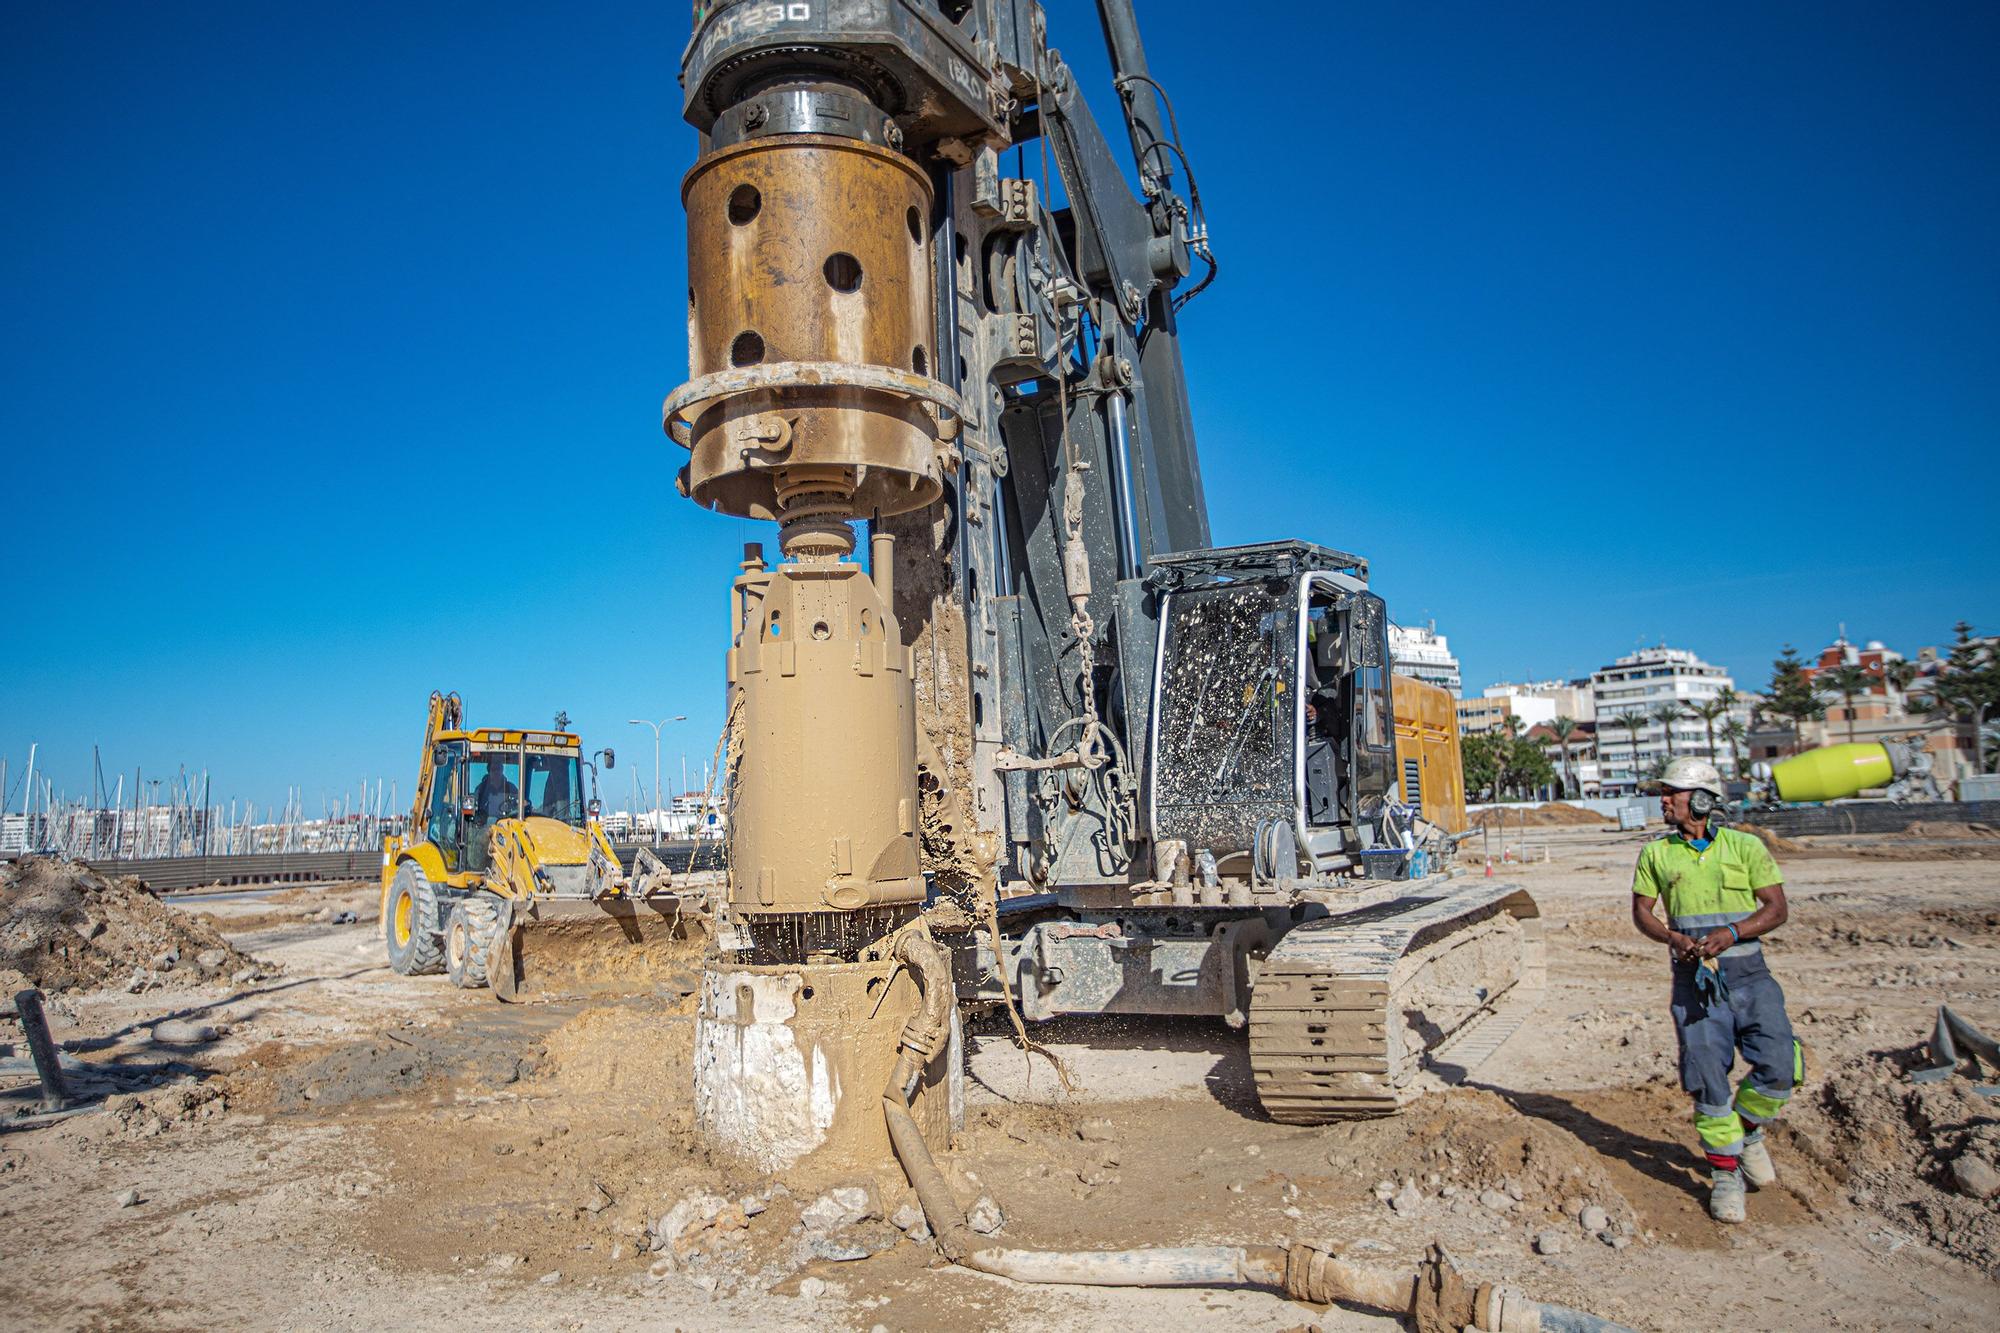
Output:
[{"xmin": 3, "ymin": 831, "xmax": 1997, "ymax": 1331}]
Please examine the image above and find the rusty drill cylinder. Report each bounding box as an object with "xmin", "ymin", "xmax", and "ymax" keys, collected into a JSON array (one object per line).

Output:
[{"xmin": 676, "ymin": 133, "xmax": 950, "ymax": 553}]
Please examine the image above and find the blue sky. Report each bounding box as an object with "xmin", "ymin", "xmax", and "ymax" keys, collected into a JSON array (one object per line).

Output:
[{"xmin": 4, "ymin": 3, "xmax": 1995, "ymax": 815}]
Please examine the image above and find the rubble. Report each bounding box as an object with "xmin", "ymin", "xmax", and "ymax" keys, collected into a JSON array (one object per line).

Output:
[
  {"xmin": 1950, "ymin": 1155, "xmax": 2000, "ymax": 1201},
  {"xmin": 1, "ymin": 857, "xmax": 262, "ymax": 993},
  {"xmin": 799, "ymin": 1186, "xmax": 874, "ymax": 1234},
  {"xmin": 1786, "ymin": 1045, "xmax": 2000, "ymax": 1271},
  {"xmin": 966, "ymin": 1196, "xmax": 1004, "ymax": 1234}
]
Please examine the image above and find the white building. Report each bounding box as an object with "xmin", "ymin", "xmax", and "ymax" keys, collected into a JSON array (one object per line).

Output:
[
  {"xmin": 1589, "ymin": 646, "xmax": 1744, "ymax": 794},
  {"xmin": 1457, "ymin": 693, "xmax": 1557, "ymax": 735},
  {"xmin": 1388, "ymin": 622, "xmax": 1462, "ymax": 697},
  {"xmin": 1484, "ymin": 679, "xmax": 1595, "ymax": 723}
]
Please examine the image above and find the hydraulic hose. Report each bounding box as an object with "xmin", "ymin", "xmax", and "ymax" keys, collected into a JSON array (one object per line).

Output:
[
  {"xmin": 882, "ymin": 927, "xmax": 1285, "ymax": 1284},
  {"xmin": 880, "ymin": 924, "xmax": 1632, "ymax": 1331}
]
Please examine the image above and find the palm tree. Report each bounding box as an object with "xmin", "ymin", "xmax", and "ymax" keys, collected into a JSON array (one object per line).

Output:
[
  {"xmin": 1721, "ymin": 718, "xmax": 1749, "ymax": 780},
  {"xmin": 1690, "ymin": 696, "xmax": 1730, "ymax": 767},
  {"xmin": 1547, "ymin": 716, "xmax": 1579, "ymax": 797},
  {"xmin": 1615, "ymin": 711, "xmax": 1648, "ymax": 789},
  {"xmin": 1650, "ymin": 702, "xmax": 1687, "ymax": 758},
  {"xmin": 1884, "ymin": 659, "xmax": 1919, "ymax": 701},
  {"xmin": 1819, "ymin": 663, "xmax": 1873, "ymax": 744},
  {"xmin": 1495, "ymin": 713, "xmax": 1525, "ymax": 798}
]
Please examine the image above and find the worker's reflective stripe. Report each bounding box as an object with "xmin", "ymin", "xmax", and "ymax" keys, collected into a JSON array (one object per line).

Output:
[
  {"xmin": 1694, "ymin": 1109, "xmax": 1745, "ymax": 1152},
  {"xmin": 1670, "ymin": 911, "xmax": 1763, "ymax": 958},
  {"xmin": 1734, "ymin": 1081, "xmax": 1790, "ymax": 1121}
]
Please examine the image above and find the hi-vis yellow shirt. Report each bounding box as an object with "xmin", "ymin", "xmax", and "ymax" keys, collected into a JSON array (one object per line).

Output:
[{"xmin": 1631, "ymin": 825, "xmax": 1782, "ymax": 934}]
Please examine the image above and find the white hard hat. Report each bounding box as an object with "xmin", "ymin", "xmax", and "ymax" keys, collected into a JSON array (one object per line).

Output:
[{"xmin": 1656, "ymin": 756, "xmax": 1725, "ymax": 800}]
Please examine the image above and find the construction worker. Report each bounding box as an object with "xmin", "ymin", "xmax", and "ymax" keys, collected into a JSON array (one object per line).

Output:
[
  {"xmin": 1629, "ymin": 756, "xmax": 1798, "ymax": 1224},
  {"xmin": 472, "ymin": 759, "xmax": 518, "ymax": 822}
]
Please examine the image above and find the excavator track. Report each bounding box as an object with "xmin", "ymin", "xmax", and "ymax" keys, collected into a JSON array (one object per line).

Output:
[{"xmin": 1249, "ymin": 880, "xmax": 1542, "ymax": 1123}]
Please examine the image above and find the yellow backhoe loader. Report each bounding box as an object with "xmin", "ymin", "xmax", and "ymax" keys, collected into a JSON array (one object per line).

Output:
[{"xmin": 378, "ymin": 691, "xmax": 703, "ymax": 999}]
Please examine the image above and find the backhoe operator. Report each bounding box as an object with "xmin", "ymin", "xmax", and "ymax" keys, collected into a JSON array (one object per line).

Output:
[
  {"xmin": 472, "ymin": 760, "xmax": 518, "ymax": 822},
  {"xmin": 1628, "ymin": 756, "xmax": 1799, "ymax": 1225}
]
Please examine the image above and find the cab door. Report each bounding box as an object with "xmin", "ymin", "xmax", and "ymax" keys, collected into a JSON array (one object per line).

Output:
[
  {"xmin": 427, "ymin": 745, "xmax": 466, "ymax": 871},
  {"xmin": 1347, "ymin": 592, "xmax": 1396, "ymax": 816}
]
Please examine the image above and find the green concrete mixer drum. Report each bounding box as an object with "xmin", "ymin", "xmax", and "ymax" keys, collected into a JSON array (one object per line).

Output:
[
  {"xmin": 1770, "ymin": 739, "xmax": 1940, "ymax": 803},
  {"xmin": 1772, "ymin": 743, "xmax": 1893, "ymax": 802}
]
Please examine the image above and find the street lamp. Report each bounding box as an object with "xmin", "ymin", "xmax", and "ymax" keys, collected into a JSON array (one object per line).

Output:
[{"xmin": 628, "ymin": 716, "xmax": 688, "ymax": 846}]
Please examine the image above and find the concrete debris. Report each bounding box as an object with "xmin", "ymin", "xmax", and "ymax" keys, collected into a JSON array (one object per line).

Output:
[
  {"xmin": 1579, "ymin": 1205, "xmax": 1610, "ymax": 1233},
  {"xmin": 808, "ymin": 1238, "xmax": 873, "ymax": 1262},
  {"xmin": 1372, "ymin": 1179, "xmax": 1397, "ymax": 1202},
  {"xmin": 654, "ymin": 1191, "xmax": 730, "ymax": 1253},
  {"xmin": 1950, "ymin": 1155, "xmax": 2000, "ymax": 1201},
  {"xmin": 890, "ymin": 1203, "xmax": 926, "ymax": 1233},
  {"xmin": 966, "ymin": 1196, "xmax": 1004, "ymax": 1235},
  {"xmin": 583, "ymin": 1183, "xmax": 614, "ymax": 1214},
  {"xmin": 1390, "ymin": 1181, "xmax": 1424, "ymax": 1215},
  {"xmin": 1478, "ymin": 1189, "xmax": 1514, "ymax": 1214},
  {"xmin": 800, "ymin": 1186, "xmax": 874, "ymax": 1234},
  {"xmin": 1077, "ymin": 1117, "xmax": 1116, "ymax": 1143},
  {"xmin": 538, "ymin": 1271, "xmax": 561, "ymax": 1285},
  {"xmin": 195, "ymin": 948, "xmax": 228, "ymax": 971},
  {"xmin": 1533, "ymin": 1229, "xmax": 1566, "ymax": 1255},
  {"xmin": 797, "ymin": 1277, "xmax": 827, "ymax": 1300},
  {"xmin": 115, "ymin": 1188, "xmax": 141, "ymax": 1208},
  {"xmin": 741, "ymin": 1195, "xmax": 767, "ymax": 1218}
]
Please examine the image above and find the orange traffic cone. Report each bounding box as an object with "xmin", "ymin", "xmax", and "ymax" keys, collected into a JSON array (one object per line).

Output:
[{"xmin": 1484, "ymin": 857, "xmax": 1493, "ymax": 877}]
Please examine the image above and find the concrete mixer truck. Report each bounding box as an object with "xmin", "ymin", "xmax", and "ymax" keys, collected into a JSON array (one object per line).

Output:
[{"xmin": 1764, "ymin": 737, "xmax": 1944, "ymax": 803}]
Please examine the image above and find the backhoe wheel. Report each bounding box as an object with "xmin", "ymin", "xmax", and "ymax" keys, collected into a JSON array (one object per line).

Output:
[
  {"xmin": 445, "ymin": 894, "xmax": 502, "ymax": 990},
  {"xmin": 385, "ymin": 861, "xmax": 445, "ymax": 976}
]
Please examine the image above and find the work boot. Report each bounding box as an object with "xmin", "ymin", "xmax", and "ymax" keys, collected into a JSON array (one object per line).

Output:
[
  {"xmin": 1740, "ymin": 1134, "xmax": 1777, "ymax": 1189},
  {"xmin": 1709, "ymin": 1168, "xmax": 1747, "ymax": 1224}
]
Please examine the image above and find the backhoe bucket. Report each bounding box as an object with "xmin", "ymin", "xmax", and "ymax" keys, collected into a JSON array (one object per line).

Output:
[{"xmin": 490, "ymin": 893, "xmax": 708, "ymax": 1002}]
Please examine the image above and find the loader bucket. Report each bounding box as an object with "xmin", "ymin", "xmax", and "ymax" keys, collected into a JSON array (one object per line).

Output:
[{"xmin": 490, "ymin": 894, "xmax": 708, "ymax": 1002}]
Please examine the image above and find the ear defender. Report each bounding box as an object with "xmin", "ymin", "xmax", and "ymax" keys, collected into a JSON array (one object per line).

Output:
[{"xmin": 1689, "ymin": 789, "xmax": 1717, "ymax": 818}]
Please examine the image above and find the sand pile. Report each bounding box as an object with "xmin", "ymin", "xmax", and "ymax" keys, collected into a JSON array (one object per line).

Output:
[
  {"xmin": 1736, "ymin": 823, "xmax": 1807, "ymax": 854},
  {"xmin": 1894, "ymin": 821, "xmax": 1999, "ymax": 840},
  {"xmin": 1786, "ymin": 1040, "xmax": 2000, "ymax": 1272},
  {"xmin": 1471, "ymin": 803, "xmax": 1610, "ymax": 829},
  {"xmin": 0, "ymin": 855, "xmax": 261, "ymax": 994}
]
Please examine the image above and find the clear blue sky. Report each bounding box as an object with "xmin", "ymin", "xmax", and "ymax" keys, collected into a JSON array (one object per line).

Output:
[{"xmin": 5, "ymin": 3, "xmax": 1995, "ymax": 816}]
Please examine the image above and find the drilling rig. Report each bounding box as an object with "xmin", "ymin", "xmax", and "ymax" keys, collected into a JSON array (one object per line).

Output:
[{"xmin": 667, "ymin": 0, "xmax": 1539, "ymax": 1172}]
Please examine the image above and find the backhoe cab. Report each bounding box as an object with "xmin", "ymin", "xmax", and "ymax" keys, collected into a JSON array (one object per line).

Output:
[{"xmin": 379, "ymin": 691, "xmax": 693, "ymax": 998}]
